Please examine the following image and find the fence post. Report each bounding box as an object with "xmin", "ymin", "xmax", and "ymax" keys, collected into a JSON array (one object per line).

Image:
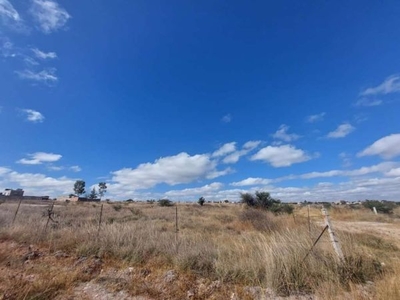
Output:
[
  {"xmin": 12, "ymin": 198, "xmax": 23, "ymax": 225},
  {"xmin": 44, "ymin": 201, "xmax": 55, "ymax": 232},
  {"xmin": 373, "ymin": 207, "xmax": 378, "ymax": 215},
  {"xmin": 321, "ymin": 208, "xmax": 344, "ymax": 262},
  {"xmin": 175, "ymin": 205, "xmax": 179, "ymax": 254},
  {"xmin": 307, "ymin": 205, "xmax": 311, "ymax": 237},
  {"xmin": 97, "ymin": 204, "xmax": 103, "ymax": 236}
]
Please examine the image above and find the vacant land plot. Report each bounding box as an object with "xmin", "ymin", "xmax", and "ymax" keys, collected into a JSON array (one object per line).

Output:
[{"xmin": 0, "ymin": 201, "xmax": 399, "ymax": 299}]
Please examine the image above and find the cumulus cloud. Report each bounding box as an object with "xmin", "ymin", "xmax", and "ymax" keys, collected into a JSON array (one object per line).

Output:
[
  {"xmin": 164, "ymin": 182, "xmax": 223, "ymax": 198},
  {"xmin": 358, "ymin": 134, "xmax": 400, "ymax": 159},
  {"xmin": 327, "ymin": 123, "xmax": 355, "ymax": 138},
  {"xmin": 17, "ymin": 152, "xmax": 62, "ymax": 165},
  {"xmin": 231, "ymin": 177, "xmax": 272, "ymax": 186},
  {"xmin": 21, "ymin": 109, "xmax": 45, "ymax": 123},
  {"xmin": 30, "ymin": 0, "xmax": 71, "ymax": 34},
  {"xmin": 0, "ymin": 168, "xmax": 75, "ymax": 196},
  {"xmin": 212, "ymin": 142, "xmax": 236, "ymax": 157},
  {"xmin": 15, "ymin": 68, "xmax": 58, "ymax": 84},
  {"xmin": 243, "ymin": 141, "xmax": 261, "ymax": 150},
  {"xmin": 386, "ymin": 168, "xmax": 400, "ymax": 177},
  {"xmin": 221, "ymin": 141, "xmax": 262, "ymax": 164},
  {"xmin": 0, "ymin": 0, "xmax": 21, "ymax": 22},
  {"xmin": 354, "ymin": 98, "xmax": 382, "ymax": 107},
  {"xmin": 110, "ymin": 152, "xmax": 228, "ymax": 192},
  {"xmin": 221, "ymin": 114, "xmax": 232, "ymax": 123},
  {"xmin": 361, "ymin": 75, "xmax": 400, "ymax": 96},
  {"xmin": 272, "ymin": 124, "xmax": 301, "ymax": 142},
  {"xmin": 306, "ymin": 112, "xmax": 326, "ymax": 123},
  {"xmin": 31, "ymin": 47, "xmax": 57, "ymax": 59},
  {"xmin": 251, "ymin": 144, "xmax": 311, "ymax": 167},
  {"xmin": 70, "ymin": 165, "xmax": 81, "ymax": 172}
]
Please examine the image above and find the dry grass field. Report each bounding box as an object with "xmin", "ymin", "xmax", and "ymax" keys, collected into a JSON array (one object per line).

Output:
[{"xmin": 0, "ymin": 200, "xmax": 399, "ymax": 299}]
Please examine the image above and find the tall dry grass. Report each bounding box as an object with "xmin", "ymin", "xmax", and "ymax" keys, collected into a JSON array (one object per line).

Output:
[{"xmin": 0, "ymin": 200, "xmax": 399, "ymax": 299}]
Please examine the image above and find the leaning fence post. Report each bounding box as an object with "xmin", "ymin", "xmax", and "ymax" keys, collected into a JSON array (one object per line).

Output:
[
  {"xmin": 307, "ymin": 205, "xmax": 311, "ymax": 237},
  {"xmin": 44, "ymin": 201, "xmax": 55, "ymax": 232},
  {"xmin": 321, "ymin": 208, "xmax": 344, "ymax": 262},
  {"xmin": 373, "ymin": 207, "xmax": 378, "ymax": 215},
  {"xmin": 97, "ymin": 204, "xmax": 104, "ymax": 236},
  {"xmin": 12, "ymin": 198, "xmax": 23, "ymax": 225},
  {"xmin": 175, "ymin": 205, "xmax": 179, "ymax": 254}
]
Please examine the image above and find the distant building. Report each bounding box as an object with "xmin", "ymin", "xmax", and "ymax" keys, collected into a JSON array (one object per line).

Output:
[
  {"xmin": 3, "ymin": 188, "xmax": 24, "ymax": 197},
  {"xmin": 57, "ymin": 195, "xmax": 100, "ymax": 202}
]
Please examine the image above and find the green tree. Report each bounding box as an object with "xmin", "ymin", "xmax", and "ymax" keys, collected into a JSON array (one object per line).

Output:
[
  {"xmin": 73, "ymin": 180, "xmax": 86, "ymax": 196},
  {"xmin": 98, "ymin": 182, "xmax": 107, "ymax": 200},
  {"xmin": 240, "ymin": 192, "xmax": 256, "ymax": 207},
  {"xmin": 255, "ymin": 191, "xmax": 280, "ymax": 209},
  {"xmin": 89, "ymin": 187, "xmax": 98, "ymax": 199},
  {"xmin": 198, "ymin": 196, "xmax": 205, "ymax": 206}
]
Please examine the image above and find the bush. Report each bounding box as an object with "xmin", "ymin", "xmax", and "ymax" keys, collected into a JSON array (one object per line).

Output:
[
  {"xmin": 158, "ymin": 199, "xmax": 174, "ymax": 207},
  {"xmin": 240, "ymin": 191, "xmax": 293, "ymax": 214},
  {"xmin": 112, "ymin": 204, "xmax": 122, "ymax": 211},
  {"xmin": 269, "ymin": 203, "xmax": 294, "ymax": 215},
  {"xmin": 239, "ymin": 209, "xmax": 277, "ymax": 232},
  {"xmin": 198, "ymin": 197, "xmax": 205, "ymax": 206},
  {"xmin": 363, "ymin": 200, "xmax": 395, "ymax": 214}
]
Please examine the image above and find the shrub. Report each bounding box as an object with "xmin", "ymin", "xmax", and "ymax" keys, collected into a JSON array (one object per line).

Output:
[
  {"xmin": 198, "ymin": 197, "xmax": 205, "ymax": 206},
  {"xmin": 239, "ymin": 209, "xmax": 277, "ymax": 232},
  {"xmin": 158, "ymin": 199, "xmax": 174, "ymax": 207},
  {"xmin": 269, "ymin": 203, "xmax": 294, "ymax": 215},
  {"xmin": 112, "ymin": 204, "xmax": 122, "ymax": 211},
  {"xmin": 363, "ymin": 200, "xmax": 395, "ymax": 214}
]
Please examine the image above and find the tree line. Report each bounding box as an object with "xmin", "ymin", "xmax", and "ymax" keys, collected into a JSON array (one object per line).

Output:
[{"xmin": 73, "ymin": 180, "xmax": 107, "ymax": 200}]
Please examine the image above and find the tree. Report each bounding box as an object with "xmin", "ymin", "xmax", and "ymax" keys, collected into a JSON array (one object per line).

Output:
[
  {"xmin": 98, "ymin": 182, "xmax": 107, "ymax": 200},
  {"xmin": 240, "ymin": 191, "xmax": 293, "ymax": 214},
  {"xmin": 73, "ymin": 180, "xmax": 86, "ymax": 196},
  {"xmin": 198, "ymin": 196, "xmax": 205, "ymax": 206},
  {"xmin": 240, "ymin": 192, "xmax": 256, "ymax": 206},
  {"xmin": 255, "ymin": 191, "xmax": 280, "ymax": 209},
  {"xmin": 89, "ymin": 187, "xmax": 98, "ymax": 199},
  {"xmin": 158, "ymin": 199, "xmax": 174, "ymax": 207}
]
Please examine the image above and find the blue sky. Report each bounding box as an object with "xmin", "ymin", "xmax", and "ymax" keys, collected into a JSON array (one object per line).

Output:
[{"xmin": 1, "ymin": 0, "xmax": 400, "ymax": 201}]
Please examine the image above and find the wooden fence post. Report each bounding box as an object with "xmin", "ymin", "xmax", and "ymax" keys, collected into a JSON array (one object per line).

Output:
[
  {"xmin": 373, "ymin": 207, "xmax": 378, "ymax": 215},
  {"xmin": 12, "ymin": 198, "xmax": 23, "ymax": 225},
  {"xmin": 44, "ymin": 202, "xmax": 56, "ymax": 232},
  {"xmin": 307, "ymin": 205, "xmax": 311, "ymax": 237},
  {"xmin": 321, "ymin": 208, "xmax": 344, "ymax": 262},
  {"xmin": 175, "ymin": 206, "xmax": 179, "ymax": 254},
  {"xmin": 97, "ymin": 204, "xmax": 104, "ymax": 236}
]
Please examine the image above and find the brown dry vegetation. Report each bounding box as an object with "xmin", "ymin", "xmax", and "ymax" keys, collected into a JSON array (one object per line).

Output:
[{"xmin": 0, "ymin": 201, "xmax": 399, "ymax": 299}]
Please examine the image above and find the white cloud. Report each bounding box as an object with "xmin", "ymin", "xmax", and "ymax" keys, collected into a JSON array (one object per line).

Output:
[
  {"xmin": 231, "ymin": 177, "xmax": 271, "ymax": 186},
  {"xmin": 361, "ymin": 75, "xmax": 400, "ymax": 96},
  {"xmin": 243, "ymin": 140, "xmax": 261, "ymax": 150},
  {"xmin": 299, "ymin": 162, "xmax": 397, "ymax": 179},
  {"xmin": 110, "ymin": 152, "xmax": 227, "ymax": 192},
  {"xmin": 31, "ymin": 47, "xmax": 57, "ymax": 59},
  {"xmin": 0, "ymin": 0, "xmax": 21, "ymax": 22},
  {"xmin": 164, "ymin": 182, "xmax": 223, "ymax": 198},
  {"xmin": 70, "ymin": 165, "xmax": 81, "ymax": 172},
  {"xmin": 358, "ymin": 134, "xmax": 400, "ymax": 159},
  {"xmin": 221, "ymin": 141, "xmax": 262, "ymax": 164},
  {"xmin": 306, "ymin": 112, "xmax": 326, "ymax": 123},
  {"xmin": 386, "ymin": 168, "xmax": 400, "ymax": 177},
  {"xmin": 327, "ymin": 123, "xmax": 355, "ymax": 138},
  {"xmin": 206, "ymin": 167, "xmax": 234, "ymax": 179},
  {"xmin": 15, "ymin": 68, "xmax": 58, "ymax": 83},
  {"xmin": 0, "ymin": 169, "xmax": 75, "ymax": 196},
  {"xmin": 251, "ymin": 144, "xmax": 311, "ymax": 167},
  {"xmin": 272, "ymin": 124, "xmax": 301, "ymax": 142},
  {"xmin": 221, "ymin": 114, "xmax": 232, "ymax": 123},
  {"xmin": 17, "ymin": 152, "xmax": 62, "ymax": 165},
  {"xmin": 212, "ymin": 142, "xmax": 236, "ymax": 157},
  {"xmin": 339, "ymin": 152, "xmax": 352, "ymax": 168},
  {"xmin": 354, "ymin": 98, "xmax": 382, "ymax": 107},
  {"xmin": 30, "ymin": 0, "xmax": 71, "ymax": 34},
  {"xmin": 21, "ymin": 109, "xmax": 45, "ymax": 123}
]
